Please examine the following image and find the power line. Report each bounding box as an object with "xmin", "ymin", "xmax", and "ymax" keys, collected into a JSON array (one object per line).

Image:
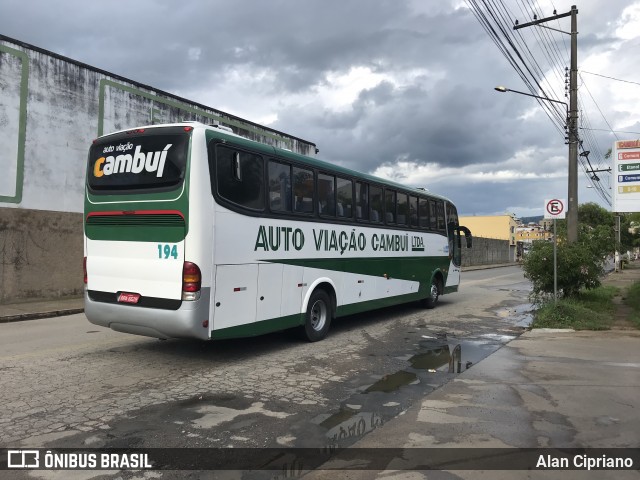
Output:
[
  {"xmin": 465, "ymin": 0, "xmax": 566, "ymax": 134},
  {"xmin": 581, "ymin": 70, "xmax": 640, "ymax": 87},
  {"xmin": 466, "ymin": 2, "xmax": 613, "ymax": 208},
  {"xmin": 580, "ymin": 127, "xmax": 640, "ymax": 135},
  {"xmin": 579, "ymin": 73, "xmax": 619, "ymax": 141}
]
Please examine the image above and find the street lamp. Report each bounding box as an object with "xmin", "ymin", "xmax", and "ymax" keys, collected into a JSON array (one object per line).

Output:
[
  {"xmin": 494, "ymin": 86, "xmax": 568, "ymax": 112},
  {"xmin": 494, "ymin": 85, "xmax": 578, "ymax": 243}
]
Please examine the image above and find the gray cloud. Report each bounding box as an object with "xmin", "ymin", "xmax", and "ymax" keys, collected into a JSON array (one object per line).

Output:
[{"xmin": 0, "ymin": 0, "xmax": 633, "ymax": 216}]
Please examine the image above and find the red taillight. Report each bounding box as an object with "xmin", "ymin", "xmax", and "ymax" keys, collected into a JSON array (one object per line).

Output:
[
  {"xmin": 184, "ymin": 126, "xmax": 193, "ymax": 132},
  {"xmin": 83, "ymin": 256, "xmax": 87, "ymax": 284},
  {"xmin": 182, "ymin": 262, "xmax": 201, "ymax": 300}
]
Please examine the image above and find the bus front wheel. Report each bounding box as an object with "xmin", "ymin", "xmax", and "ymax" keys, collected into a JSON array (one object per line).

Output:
[
  {"xmin": 301, "ymin": 289, "xmax": 332, "ymax": 342},
  {"xmin": 422, "ymin": 277, "xmax": 441, "ymax": 309}
]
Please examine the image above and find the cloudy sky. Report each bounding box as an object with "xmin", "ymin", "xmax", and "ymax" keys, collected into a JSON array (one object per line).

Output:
[{"xmin": 2, "ymin": 0, "xmax": 639, "ymax": 217}]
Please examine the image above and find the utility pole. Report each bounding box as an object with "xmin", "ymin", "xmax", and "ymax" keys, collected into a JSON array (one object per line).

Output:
[
  {"xmin": 515, "ymin": 6, "xmax": 579, "ymax": 243},
  {"xmin": 615, "ymin": 214, "xmax": 622, "ymax": 272}
]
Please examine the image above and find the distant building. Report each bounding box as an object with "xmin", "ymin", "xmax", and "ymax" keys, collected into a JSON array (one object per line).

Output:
[
  {"xmin": 540, "ymin": 219, "xmax": 554, "ymax": 231},
  {"xmin": 515, "ymin": 223, "xmax": 553, "ymax": 244},
  {"xmin": 458, "ymin": 214, "xmax": 519, "ymax": 262}
]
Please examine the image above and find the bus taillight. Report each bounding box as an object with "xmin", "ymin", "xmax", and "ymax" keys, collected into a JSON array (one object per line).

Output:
[
  {"xmin": 182, "ymin": 261, "xmax": 201, "ymax": 301},
  {"xmin": 83, "ymin": 256, "xmax": 87, "ymax": 284}
]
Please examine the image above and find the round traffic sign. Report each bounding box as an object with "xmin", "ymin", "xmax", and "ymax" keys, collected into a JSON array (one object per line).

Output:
[{"xmin": 546, "ymin": 199, "xmax": 564, "ymax": 216}]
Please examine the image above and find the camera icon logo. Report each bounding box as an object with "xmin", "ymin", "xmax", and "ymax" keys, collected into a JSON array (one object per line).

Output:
[{"xmin": 7, "ymin": 450, "xmax": 40, "ymax": 468}]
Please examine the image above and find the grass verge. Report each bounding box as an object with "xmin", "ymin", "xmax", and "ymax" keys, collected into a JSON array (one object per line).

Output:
[
  {"xmin": 531, "ymin": 286, "xmax": 618, "ymax": 330},
  {"xmin": 624, "ymin": 282, "xmax": 640, "ymax": 328}
]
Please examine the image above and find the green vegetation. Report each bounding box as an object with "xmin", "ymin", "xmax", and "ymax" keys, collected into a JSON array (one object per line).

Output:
[
  {"xmin": 531, "ymin": 286, "xmax": 618, "ymax": 330},
  {"xmin": 523, "ymin": 203, "xmax": 640, "ymax": 330},
  {"xmin": 522, "ymin": 240, "xmax": 603, "ymax": 302},
  {"xmin": 624, "ymin": 282, "xmax": 640, "ymax": 329}
]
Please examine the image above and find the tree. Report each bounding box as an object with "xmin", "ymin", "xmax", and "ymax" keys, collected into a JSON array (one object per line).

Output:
[
  {"xmin": 522, "ymin": 240, "xmax": 603, "ymax": 302},
  {"xmin": 523, "ymin": 203, "xmax": 640, "ymax": 301},
  {"xmin": 522, "ymin": 203, "xmax": 612, "ymax": 302}
]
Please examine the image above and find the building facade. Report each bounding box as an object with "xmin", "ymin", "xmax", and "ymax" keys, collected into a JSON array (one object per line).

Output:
[{"xmin": 458, "ymin": 214, "xmax": 519, "ymax": 262}]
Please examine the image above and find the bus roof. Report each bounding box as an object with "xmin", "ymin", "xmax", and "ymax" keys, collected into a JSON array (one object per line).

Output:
[{"xmin": 99, "ymin": 121, "xmax": 452, "ymax": 204}]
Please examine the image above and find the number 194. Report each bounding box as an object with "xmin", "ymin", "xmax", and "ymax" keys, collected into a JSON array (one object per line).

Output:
[{"xmin": 158, "ymin": 244, "xmax": 178, "ymax": 259}]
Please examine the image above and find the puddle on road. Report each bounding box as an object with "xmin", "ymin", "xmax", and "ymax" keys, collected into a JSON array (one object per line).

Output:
[
  {"xmin": 365, "ymin": 370, "xmax": 418, "ymax": 393},
  {"xmin": 319, "ymin": 408, "xmax": 385, "ymax": 447},
  {"xmin": 495, "ymin": 303, "xmax": 534, "ymax": 327},
  {"xmin": 409, "ymin": 349, "xmax": 450, "ymax": 370},
  {"xmin": 318, "ymin": 329, "xmax": 522, "ymax": 448}
]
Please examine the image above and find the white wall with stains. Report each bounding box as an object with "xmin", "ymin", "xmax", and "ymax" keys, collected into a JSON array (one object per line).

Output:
[
  {"xmin": 0, "ymin": 35, "xmax": 316, "ymax": 213},
  {"xmin": 0, "ymin": 35, "xmax": 316, "ymax": 303}
]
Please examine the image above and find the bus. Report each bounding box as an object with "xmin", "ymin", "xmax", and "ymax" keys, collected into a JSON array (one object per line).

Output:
[{"xmin": 84, "ymin": 121, "xmax": 472, "ymax": 341}]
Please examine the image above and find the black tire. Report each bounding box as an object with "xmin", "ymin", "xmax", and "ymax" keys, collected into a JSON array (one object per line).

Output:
[
  {"xmin": 301, "ymin": 289, "xmax": 332, "ymax": 342},
  {"xmin": 422, "ymin": 276, "xmax": 440, "ymax": 309}
]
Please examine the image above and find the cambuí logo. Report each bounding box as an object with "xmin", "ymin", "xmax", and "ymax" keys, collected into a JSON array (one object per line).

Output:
[{"xmin": 93, "ymin": 143, "xmax": 173, "ymax": 178}]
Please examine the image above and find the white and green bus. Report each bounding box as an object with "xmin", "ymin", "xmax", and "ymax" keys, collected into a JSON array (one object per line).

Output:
[{"xmin": 84, "ymin": 121, "xmax": 472, "ymax": 341}]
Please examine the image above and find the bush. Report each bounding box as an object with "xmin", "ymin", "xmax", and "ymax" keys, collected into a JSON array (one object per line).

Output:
[{"xmin": 522, "ymin": 240, "xmax": 604, "ymax": 303}]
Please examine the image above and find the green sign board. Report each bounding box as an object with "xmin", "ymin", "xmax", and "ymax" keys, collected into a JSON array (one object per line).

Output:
[{"xmin": 619, "ymin": 162, "xmax": 640, "ymax": 172}]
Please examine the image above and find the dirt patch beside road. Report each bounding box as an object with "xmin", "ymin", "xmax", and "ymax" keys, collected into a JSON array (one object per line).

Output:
[{"xmin": 603, "ymin": 261, "xmax": 640, "ymax": 330}]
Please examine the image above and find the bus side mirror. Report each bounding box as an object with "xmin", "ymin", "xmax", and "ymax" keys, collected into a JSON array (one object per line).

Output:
[{"xmin": 457, "ymin": 226, "xmax": 472, "ymax": 248}]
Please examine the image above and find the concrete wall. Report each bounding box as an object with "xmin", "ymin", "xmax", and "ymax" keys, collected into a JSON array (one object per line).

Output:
[
  {"xmin": 461, "ymin": 236, "xmax": 512, "ymax": 267},
  {"xmin": 0, "ymin": 209, "xmax": 83, "ymax": 303},
  {"xmin": 0, "ymin": 35, "xmax": 317, "ymax": 303}
]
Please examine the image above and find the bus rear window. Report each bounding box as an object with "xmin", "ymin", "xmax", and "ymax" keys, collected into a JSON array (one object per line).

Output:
[{"xmin": 88, "ymin": 129, "xmax": 189, "ymax": 191}]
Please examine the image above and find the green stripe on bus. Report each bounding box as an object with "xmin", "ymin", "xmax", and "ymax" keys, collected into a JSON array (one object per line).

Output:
[
  {"xmin": 264, "ymin": 256, "xmax": 448, "ymax": 283},
  {"xmin": 85, "ymin": 224, "xmax": 186, "ymax": 242},
  {"xmin": 211, "ymin": 292, "xmax": 429, "ymax": 340},
  {"xmin": 85, "ymin": 213, "xmax": 186, "ymax": 242},
  {"xmin": 336, "ymin": 291, "xmax": 425, "ymax": 317},
  {"xmin": 212, "ymin": 313, "xmax": 304, "ymax": 340}
]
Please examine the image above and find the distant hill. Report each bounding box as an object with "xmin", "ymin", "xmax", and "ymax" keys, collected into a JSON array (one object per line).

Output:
[{"xmin": 519, "ymin": 215, "xmax": 544, "ymax": 224}]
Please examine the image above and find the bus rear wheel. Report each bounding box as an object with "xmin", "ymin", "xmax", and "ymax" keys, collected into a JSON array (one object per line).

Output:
[
  {"xmin": 301, "ymin": 289, "xmax": 332, "ymax": 342},
  {"xmin": 422, "ymin": 277, "xmax": 441, "ymax": 309}
]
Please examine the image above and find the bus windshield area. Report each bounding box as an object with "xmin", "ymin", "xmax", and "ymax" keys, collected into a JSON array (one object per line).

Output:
[{"xmin": 88, "ymin": 127, "xmax": 190, "ymax": 192}]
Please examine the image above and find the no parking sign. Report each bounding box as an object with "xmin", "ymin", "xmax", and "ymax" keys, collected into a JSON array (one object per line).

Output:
[{"xmin": 544, "ymin": 199, "xmax": 566, "ymax": 219}]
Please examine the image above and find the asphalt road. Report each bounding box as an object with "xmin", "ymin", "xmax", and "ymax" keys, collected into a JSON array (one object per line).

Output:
[{"xmin": 1, "ymin": 266, "xmax": 531, "ymax": 478}]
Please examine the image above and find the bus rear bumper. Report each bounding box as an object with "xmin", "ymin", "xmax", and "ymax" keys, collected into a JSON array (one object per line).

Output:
[{"xmin": 84, "ymin": 288, "xmax": 211, "ymax": 340}]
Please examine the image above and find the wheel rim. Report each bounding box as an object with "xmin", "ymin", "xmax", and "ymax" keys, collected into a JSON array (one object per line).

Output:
[
  {"xmin": 310, "ymin": 299, "xmax": 327, "ymax": 331},
  {"xmin": 430, "ymin": 283, "xmax": 438, "ymax": 303}
]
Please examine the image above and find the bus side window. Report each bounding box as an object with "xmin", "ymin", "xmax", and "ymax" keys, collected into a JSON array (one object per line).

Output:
[
  {"xmin": 429, "ymin": 200, "xmax": 438, "ymax": 230},
  {"xmin": 409, "ymin": 196, "xmax": 418, "ymax": 227},
  {"xmin": 436, "ymin": 200, "xmax": 446, "ymax": 231},
  {"xmin": 397, "ymin": 193, "xmax": 408, "ymax": 225},
  {"xmin": 385, "ymin": 189, "xmax": 396, "ymax": 224},
  {"xmin": 369, "ymin": 185, "xmax": 383, "ymax": 222},
  {"xmin": 419, "ymin": 198, "xmax": 430, "ymax": 229},
  {"xmin": 355, "ymin": 182, "xmax": 369, "ymax": 220},
  {"xmin": 293, "ymin": 166, "xmax": 314, "ymax": 214},
  {"xmin": 336, "ymin": 177, "xmax": 353, "ymax": 218},
  {"xmin": 318, "ymin": 173, "xmax": 336, "ymax": 216},
  {"xmin": 214, "ymin": 145, "xmax": 264, "ymax": 210},
  {"xmin": 268, "ymin": 160, "xmax": 292, "ymax": 212}
]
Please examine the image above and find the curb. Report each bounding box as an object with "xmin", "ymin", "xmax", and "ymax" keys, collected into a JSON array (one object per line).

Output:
[
  {"xmin": 462, "ymin": 263, "xmax": 519, "ymax": 271},
  {"xmin": 0, "ymin": 308, "xmax": 85, "ymax": 324}
]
